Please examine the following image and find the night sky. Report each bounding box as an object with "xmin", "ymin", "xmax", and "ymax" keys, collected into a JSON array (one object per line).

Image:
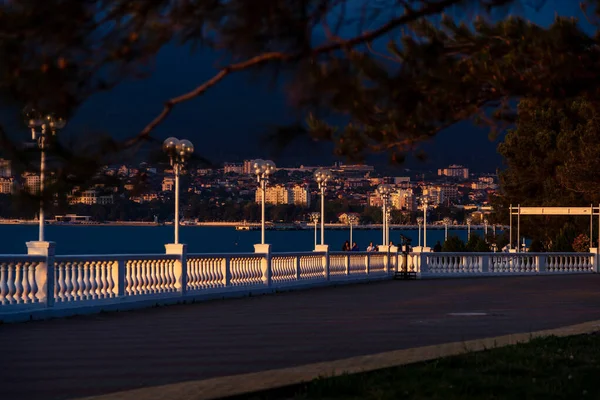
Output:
[{"xmin": 64, "ymin": 0, "xmax": 584, "ymax": 173}]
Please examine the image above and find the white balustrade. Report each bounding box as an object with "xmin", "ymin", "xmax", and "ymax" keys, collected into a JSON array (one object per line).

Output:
[
  {"xmin": 124, "ymin": 256, "xmax": 178, "ymax": 296},
  {"xmin": 328, "ymin": 254, "xmax": 346, "ymax": 276},
  {"xmin": 229, "ymin": 254, "xmax": 264, "ymax": 286},
  {"xmin": 348, "ymin": 253, "xmax": 368, "ymax": 274},
  {"xmin": 490, "ymin": 253, "xmax": 536, "ymax": 273},
  {"xmin": 368, "ymin": 253, "xmax": 387, "ymax": 273},
  {"xmin": 1, "ymin": 249, "xmax": 597, "ymax": 322},
  {"xmin": 546, "ymin": 253, "xmax": 594, "ymax": 273},
  {"xmin": 299, "ymin": 254, "xmax": 324, "ymax": 280},
  {"xmin": 0, "ymin": 255, "xmax": 46, "ymax": 306},
  {"xmin": 187, "ymin": 256, "xmax": 226, "ymax": 289}
]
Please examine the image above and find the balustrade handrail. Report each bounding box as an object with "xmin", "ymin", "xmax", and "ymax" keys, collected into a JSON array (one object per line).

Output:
[
  {"xmin": 55, "ymin": 254, "xmax": 179, "ymax": 261},
  {"xmin": 421, "ymin": 251, "xmax": 594, "ymax": 256},
  {"xmin": 329, "ymin": 251, "xmax": 377, "ymax": 255},
  {"xmin": 272, "ymin": 251, "xmax": 325, "ymax": 257},
  {"xmin": 187, "ymin": 252, "xmax": 264, "ymax": 258},
  {"xmin": 0, "ymin": 254, "xmax": 46, "ymax": 261}
]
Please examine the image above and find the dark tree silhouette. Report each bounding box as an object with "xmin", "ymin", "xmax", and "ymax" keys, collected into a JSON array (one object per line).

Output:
[{"xmin": 1, "ymin": 0, "xmax": 599, "ymax": 194}]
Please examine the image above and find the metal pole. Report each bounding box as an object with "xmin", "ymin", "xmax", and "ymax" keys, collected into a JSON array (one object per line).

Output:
[
  {"xmin": 590, "ymin": 204, "xmax": 593, "ymax": 250},
  {"xmin": 418, "ymin": 223, "xmax": 421, "ymax": 247},
  {"xmin": 261, "ymin": 178, "xmax": 266, "ymax": 245},
  {"xmin": 445, "ymin": 224, "xmax": 448, "ymax": 241},
  {"xmin": 314, "ymin": 221, "xmax": 317, "ymax": 248},
  {"xmin": 517, "ymin": 204, "xmax": 520, "ymax": 253},
  {"xmin": 39, "ymin": 142, "xmax": 45, "ymax": 242},
  {"xmin": 350, "ymin": 222, "xmax": 353, "ymax": 248},
  {"xmin": 174, "ymin": 164, "xmax": 180, "ymax": 244},
  {"xmin": 423, "ymin": 204, "xmax": 427, "ymax": 248},
  {"xmin": 386, "ymin": 206, "xmax": 390, "ymax": 244},
  {"xmin": 509, "ymin": 204, "xmax": 512, "ymax": 250},
  {"xmin": 320, "ymin": 186, "xmax": 325, "ymax": 245},
  {"xmin": 467, "ymin": 223, "xmax": 471, "ymax": 238},
  {"xmin": 382, "ymin": 201, "xmax": 386, "ymax": 245}
]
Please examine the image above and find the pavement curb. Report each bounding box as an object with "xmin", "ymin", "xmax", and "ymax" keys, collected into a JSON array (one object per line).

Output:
[{"xmin": 78, "ymin": 319, "xmax": 600, "ymax": 400}]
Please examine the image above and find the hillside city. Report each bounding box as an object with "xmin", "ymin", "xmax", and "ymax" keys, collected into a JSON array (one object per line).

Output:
[{"xmin": 0, "ymin": 158, "xmax": 496, "ymax": 225}]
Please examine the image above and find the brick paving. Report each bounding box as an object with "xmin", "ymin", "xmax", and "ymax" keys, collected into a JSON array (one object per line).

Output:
[{"xmin": 1, "ymin": 275, "xmax": 600, "ymax": 400}]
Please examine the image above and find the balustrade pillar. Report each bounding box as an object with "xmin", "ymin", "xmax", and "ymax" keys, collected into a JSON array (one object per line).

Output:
[
  {"xmin": 221, "ymin": 257, "xmax": 231, "ymax": 287},
  {"xmin": 590, "ymin": 248, "xmax": 599, "ymax": 273},
  {"xmin": 295, "ymin": 256, "xmax": 301, "ymax": 280},
  {"xmin": 344, "ymin": 253, "xmax": 350, "ymax": 276},
  {"xmin": 379, "ymin": 245, "xmax": 390, "ymax": 274},
  {"xmin": 115, "ymin": 259, "xmax": 125, "ymax": 297},
  {"xmin": 481, "ymin": 254, "xmax": 490, "ymax": 273},
  {"xmin": 165, "ymin": 243, "xmax": 187, "ymax": 295},
  {"xmin": 415, "ymin": 250, "xmax": 428, "ymax": 276},
  {"xmin": 26, "ymin": 241, "xmax": 55, "ymax": 307},
  {"xmin": 254, "ymin": 244, "xmax": 272, "ymax": 287},
  {"xmin": 314, "ymin": 244, "xmax": 329, "ymax": 280},
  {"xmin": 537, "ymin": 254, "xmax": 547, "ymax": 273},
  {"xmin": 388, "ymin": 245, "xmax": 398, "ymax": 274}
]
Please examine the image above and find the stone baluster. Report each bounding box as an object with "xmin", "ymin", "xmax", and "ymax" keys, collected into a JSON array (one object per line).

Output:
[
  {"xmin": 28, "ymin": 261, "xmax": 38, "ymax": 303},
  {"xmin": 20, "ymin": 261, "xmax": 31, "ymax": 303},
  {"xmin": 6, "ymin": 262, "xmax": 15, "ymax": 304},
  {"xmin": 0, "ymin": 262, "xmax": 8, "ymax": 305},
  {"xmin": 13, "ymin": 261, "xmax": 23, "ymax": 303}
]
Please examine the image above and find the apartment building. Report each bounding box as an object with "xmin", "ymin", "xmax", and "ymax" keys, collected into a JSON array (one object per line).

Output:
[
  {"xmin": 0, "ymin": 159, "xmax": 11, "ymax": 178},
  {"xmin": 69, "ymin": 189, "xmax": 114, "ymax": 205},
  {"xmin": 255, "ymin": 184, "xmax": 310, "ymax": 206},
  {"xmin": 162, "ymin": 176, "xmax": 175, "ymax": 192},
  {"xmin": 0, "ymin": 177, "xmax": 14, "ymax": 194},
  {"xmin": 22, "ymin": 172, "xmax": 40, "ymax": 194},
  {"xmin": 224, "ymin": 163, "xmax": 243, "ymax": 174},
  {"xmin": 438, "ymin": 164, "xmax": 469, "ymax": 179}
]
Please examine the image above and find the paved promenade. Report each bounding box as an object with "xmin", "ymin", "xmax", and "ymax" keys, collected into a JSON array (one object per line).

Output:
[{"xmin": 2, "ymin": 275, "xmax": 600, "ymax": 400}]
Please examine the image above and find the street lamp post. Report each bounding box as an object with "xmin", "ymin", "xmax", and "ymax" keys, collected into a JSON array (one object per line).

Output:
[
  {"xmin": 466, "ymin": 217, "xmax": 473, "ymax": 238},
  {"xmin": 309, "ymin": 212, "xmax": 320, "ymax": 248},
  {"xmin": 163, "ymin": 137, "xmax": 194, "ymax": 244},
  {"xmin": 423, "ymin": 200, "xmax": 428, "ymax": 249},
  {"xmin": 347, "ymin": 213, "xmax": 360, "ymax": 247},
  {"xmin": 24, "ymin": 108, "xmax": 67, "ymax": 242},
  {"xmin": 484, "ymin": 218, "xmax": 489, "ymax": 241},
  {"xmin": 314, "ymin": 168, "xmax": 332, "ymax": 245},
  {"xmin": 377, "ymin": 184, "xmax": 392, "ymax": 246},
  {"xmin": 443, "ymin": 217, "xmax": 452, "ymax": 241},
  {"xmin": 416, "ymin": 216, "xmax": 423, "ymax": 247},
  {"xmin": 253, "ymin": 159, "xmax": 276, "ymax": 245}
]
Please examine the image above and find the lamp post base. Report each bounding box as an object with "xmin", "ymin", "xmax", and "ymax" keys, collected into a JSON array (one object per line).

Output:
[
  {"xmin": 314, "ymin": 244, "xmax": 329, "ymax": 252},
  {"xmin": 26, "ymin": 241, "xmax": 55, "ymax": 256},
  {"xmin": 411, "ymin": 246, "xmax": 431, "ymax": 253},
  {"xmin": 254, "ymin": 244, "xmax": 271, "ymax": 254},
  {"xmin": 165, "ymin": 243, "xmax": 187, "ymax": 255}
]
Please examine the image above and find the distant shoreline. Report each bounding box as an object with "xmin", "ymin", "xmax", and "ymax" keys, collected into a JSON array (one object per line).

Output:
[{"xmin": 0, "ymin": 219, "xmax": 505, "ymax": 230}]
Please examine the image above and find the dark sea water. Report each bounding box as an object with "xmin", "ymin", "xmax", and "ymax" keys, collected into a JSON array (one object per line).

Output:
[{"xmin": 0, "ymin": 225, "xmax": 483, "ymax": 255}]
